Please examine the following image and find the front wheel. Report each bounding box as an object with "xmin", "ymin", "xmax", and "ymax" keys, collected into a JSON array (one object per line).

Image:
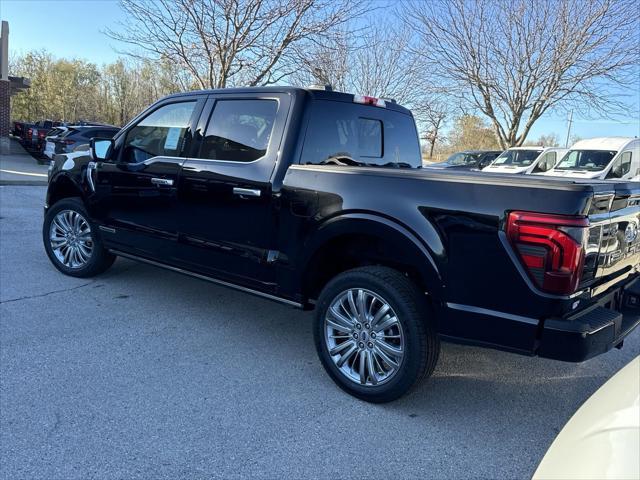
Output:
[
  {"xmin": 313, "ymin": 266, "xmax": 440, "ymax": 403},
  {"xmin": 43, "ymin": 197, "xmax": 116, "ymax": 278}
]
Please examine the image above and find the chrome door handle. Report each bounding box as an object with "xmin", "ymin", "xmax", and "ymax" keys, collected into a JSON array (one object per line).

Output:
[
  {"xmin": 151, "ymin": 177, "xmax": 174, "ymax": 186},
  {"xmin": 87, "ymin": 162, "xmax": 97, "ymax": 192},
  {"xmin": 233, "ymin": 187, "xmax": 261, "ymax": 197}
]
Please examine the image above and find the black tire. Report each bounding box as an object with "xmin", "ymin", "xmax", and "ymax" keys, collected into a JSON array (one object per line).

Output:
[
  {"xmin": 43, "ymin": 197, "xmax": 116, "ymax": 278},
  {"xmin": 313, "ymin": 266, "xmax": 440, "ymax": 403}
]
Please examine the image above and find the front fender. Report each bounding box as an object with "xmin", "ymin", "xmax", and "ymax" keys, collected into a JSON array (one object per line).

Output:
[{"xmin": 46, "ymin": 155, "xmax": 90, "ymax": 208}]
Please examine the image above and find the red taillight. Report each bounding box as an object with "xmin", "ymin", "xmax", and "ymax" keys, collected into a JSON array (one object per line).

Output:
[
  {"xmin": 353, "ymin": 94, "xmax": 386, "ymax": 107},
  {"xmin": 506, "ymin": 211, "xmax": 589, "ymax": 295}
]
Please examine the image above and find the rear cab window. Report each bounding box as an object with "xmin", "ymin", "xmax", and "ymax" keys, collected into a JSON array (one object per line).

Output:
[{"xmin": 300, "ymin": 100, "xmax": 421, "ymax": 168}]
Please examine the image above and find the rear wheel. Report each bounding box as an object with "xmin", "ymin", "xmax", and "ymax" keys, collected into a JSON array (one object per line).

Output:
[
  {"xmin": 43, "ymin": 197, "xmax": 115, "ymax": 277},
  {"xmin": 313, "ymin": 266, "xmax": 440, "ymax": 403}
]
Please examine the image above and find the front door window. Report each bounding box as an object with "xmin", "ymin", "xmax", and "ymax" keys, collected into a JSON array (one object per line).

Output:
[{"xmin": 122, "ymin": 101, "xmax": 197, "ymax": 163}]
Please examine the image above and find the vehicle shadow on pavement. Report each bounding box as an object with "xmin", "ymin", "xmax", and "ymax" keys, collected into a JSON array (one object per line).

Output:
[
  {"xmin": 100, "ymin": 257, "xmax": 638, "ymax": 417},
  {"xmin": 94, "ymin": 259, "xmax": 639, "ymax": 478},
  {"xmin": 3, "ymin": 251, "xmax": 638, "ymax": 479}
]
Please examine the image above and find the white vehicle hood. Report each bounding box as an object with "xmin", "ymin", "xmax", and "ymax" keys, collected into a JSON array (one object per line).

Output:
[
  {"xmin": 533, "ymin": 356, "xmax": 640, "ymax": 480},
  {"xmin": 482, "ymin": 165, "xmax": 527, "ymax": 174},
  {"xmin": 542, "ymin": 169, "xmax": 603, "ymax": 179}
]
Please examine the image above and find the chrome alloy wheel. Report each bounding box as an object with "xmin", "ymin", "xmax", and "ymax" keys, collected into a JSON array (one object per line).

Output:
[
  {"xmin": 49, "ymin": 210, "xmax": 94, "ymax": 269},
  {"xmin": 324, "ymin": 288, "xmax": 405, "ymax": 386}
]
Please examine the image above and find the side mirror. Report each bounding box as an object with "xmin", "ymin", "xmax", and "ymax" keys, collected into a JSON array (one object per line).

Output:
[{"xmin": 90, "ymin": 138, "xmax": 114, "ymax": 161}]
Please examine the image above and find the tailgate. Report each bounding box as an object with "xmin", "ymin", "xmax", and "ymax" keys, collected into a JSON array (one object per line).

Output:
[{"xmin": 582, "ymin": 182, "xmax": 640, "ymax": 295}]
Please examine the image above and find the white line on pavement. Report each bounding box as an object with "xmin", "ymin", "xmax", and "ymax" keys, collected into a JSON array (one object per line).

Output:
[{"xmin": 0, "ymin": 169, "xmax": 48, "ymax": 178}]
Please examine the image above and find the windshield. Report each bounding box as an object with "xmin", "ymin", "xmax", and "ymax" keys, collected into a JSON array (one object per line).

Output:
[
  {"xmin": 445, "ymin": 152, "xmax": 481, "ymax": 165},
  {"xmin": 554, "ymin": 150, "xmax": 617, "ymax": 171},
  {"xmin": 491, "ymin": 149, "xmax": 542, "ymax": 167}
]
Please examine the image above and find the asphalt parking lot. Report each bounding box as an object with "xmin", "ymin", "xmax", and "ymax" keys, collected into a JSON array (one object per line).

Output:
[{"xmin": 1, "ymin": 185, "xmax": 639, "ymax": 480}]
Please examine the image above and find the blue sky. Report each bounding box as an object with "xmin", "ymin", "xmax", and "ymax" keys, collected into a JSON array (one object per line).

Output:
[{"xmin": 2, "ymin": 0, "xmax": 639, "ymax": 141}]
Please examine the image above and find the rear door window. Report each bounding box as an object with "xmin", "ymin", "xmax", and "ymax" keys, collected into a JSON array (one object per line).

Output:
[
  {"xmin": 301, "ymin": 100, "xmax": 420, "ymax": 168},
  {"xmin": 198, "ymin": 99, "xmax": 278, "ymax": 162}
]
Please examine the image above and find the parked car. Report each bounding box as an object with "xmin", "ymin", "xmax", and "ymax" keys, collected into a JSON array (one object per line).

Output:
[
  {"xmin": 21, "ymin": 123, "xmax": 35, "ymax": 145},
  {"xmin": 424, "ymin": 150, "xmax": 502, "ymax": 170},
  {"xmin": 533, "ymin": 356, "xmax": 639, "ymax": 479},
  {"xmin": 29, "ymin": 120, "xmax": 62, "ymax": 151},
  {"xmin": 542, "ymin": 137, "xmax": 640, "ymax": 181},
  {"xmin": 11, "ymin": 121, "xmax": 30, "ymax": 139},
  {"xmin": 44, "ymin": 86, "xmax": 640, "ymax": 402},
  {"xmin": 52, "ymin": 125, "xmax": 119, "ymax": 155},
  {"xmin": 482, "ymin": 146, "xmax": 568, "ymax": 174},
  {"xmin": 42, "ymin": 127, "xmax": 69, "ymax": 160}
]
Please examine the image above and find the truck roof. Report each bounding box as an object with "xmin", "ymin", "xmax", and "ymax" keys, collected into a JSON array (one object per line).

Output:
[
  {"xmin": 570, "ymin": 137, "xmax": 636, "ymax": 151},
  {"xmin": 163, "ymin": 86, "xmax": 413, "ymax": 115}
]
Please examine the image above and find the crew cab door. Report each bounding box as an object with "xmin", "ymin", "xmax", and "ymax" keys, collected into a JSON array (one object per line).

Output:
[
  {"xmin": 176, "ymin": 93, "xmax": 291, "ymax": 291},
  {"xmin": 87, "ymin": 97, "xmax": 205, "ymax": 258}
]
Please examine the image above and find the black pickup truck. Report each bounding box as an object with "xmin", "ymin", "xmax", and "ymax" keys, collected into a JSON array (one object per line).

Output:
[{"xmin": 43, "ymin": 87, "xmax": 640, "ymax": 402}]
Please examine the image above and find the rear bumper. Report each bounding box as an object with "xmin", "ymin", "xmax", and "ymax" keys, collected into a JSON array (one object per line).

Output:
[{"xmin": 538, "ymin": 276, "xmax": 640, "ymax": 362}]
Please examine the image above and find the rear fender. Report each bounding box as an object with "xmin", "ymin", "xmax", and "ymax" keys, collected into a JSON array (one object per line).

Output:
[{"xmin": 297, "ymin": 213, "xmax": 444, "ymax": 299}]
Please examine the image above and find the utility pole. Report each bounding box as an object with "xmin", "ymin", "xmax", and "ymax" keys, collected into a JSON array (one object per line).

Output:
[{"xmin": 564, "ymin": 110, "xmax": 574, "ymax": 148}]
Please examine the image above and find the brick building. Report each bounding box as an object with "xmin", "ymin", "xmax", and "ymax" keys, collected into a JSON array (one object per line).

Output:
[{"xmin": 1, "ymin": 21, "xmax": 31, "ymax": 153}]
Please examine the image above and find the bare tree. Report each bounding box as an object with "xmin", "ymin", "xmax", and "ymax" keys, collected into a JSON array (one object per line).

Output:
[
  {"xmin": 524, "ymin": 133, "xmax": 560, "ymax": 147},
  {"xmin": 293, "ymin": 21, "xmax": 430, "ymax": 101},
  {"xmin": 422, "ymin": 111, "xmax": 446, "ymax": 160},
  {"xmin": 405, "ymin": 0, "xmax": 640, "ymax": 148},
  {"xmin": 291, "ymin": 30, "xmax": 350, "ymax": 91},
  {"xmin": 346, "ymin": 24, "xmax": 427, "ymax": 107},
  {"xmin": 413, "ymin": 99, "xmax": 449, "ymax": 159},
  {"xmin": 106, "ymin": 0, "xmax": 368, "ymax": 89},
  {"xmin": 293, "ymin": 19, "xmax": 451, "ymax": 149}
]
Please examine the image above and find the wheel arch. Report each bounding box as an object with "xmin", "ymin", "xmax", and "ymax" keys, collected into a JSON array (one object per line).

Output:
[
  {"xmin": 297, "ymin": 213, "xmax": 444, "ymax": 303},
  {"xmin": 47, "ymin": 173, "xmax": 85, "ymax": 208}
]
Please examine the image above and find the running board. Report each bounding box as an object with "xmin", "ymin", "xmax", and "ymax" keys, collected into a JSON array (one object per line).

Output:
[{"xmin": 109, "ymin": 249, "xmax": 303, "ymax": 308}]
